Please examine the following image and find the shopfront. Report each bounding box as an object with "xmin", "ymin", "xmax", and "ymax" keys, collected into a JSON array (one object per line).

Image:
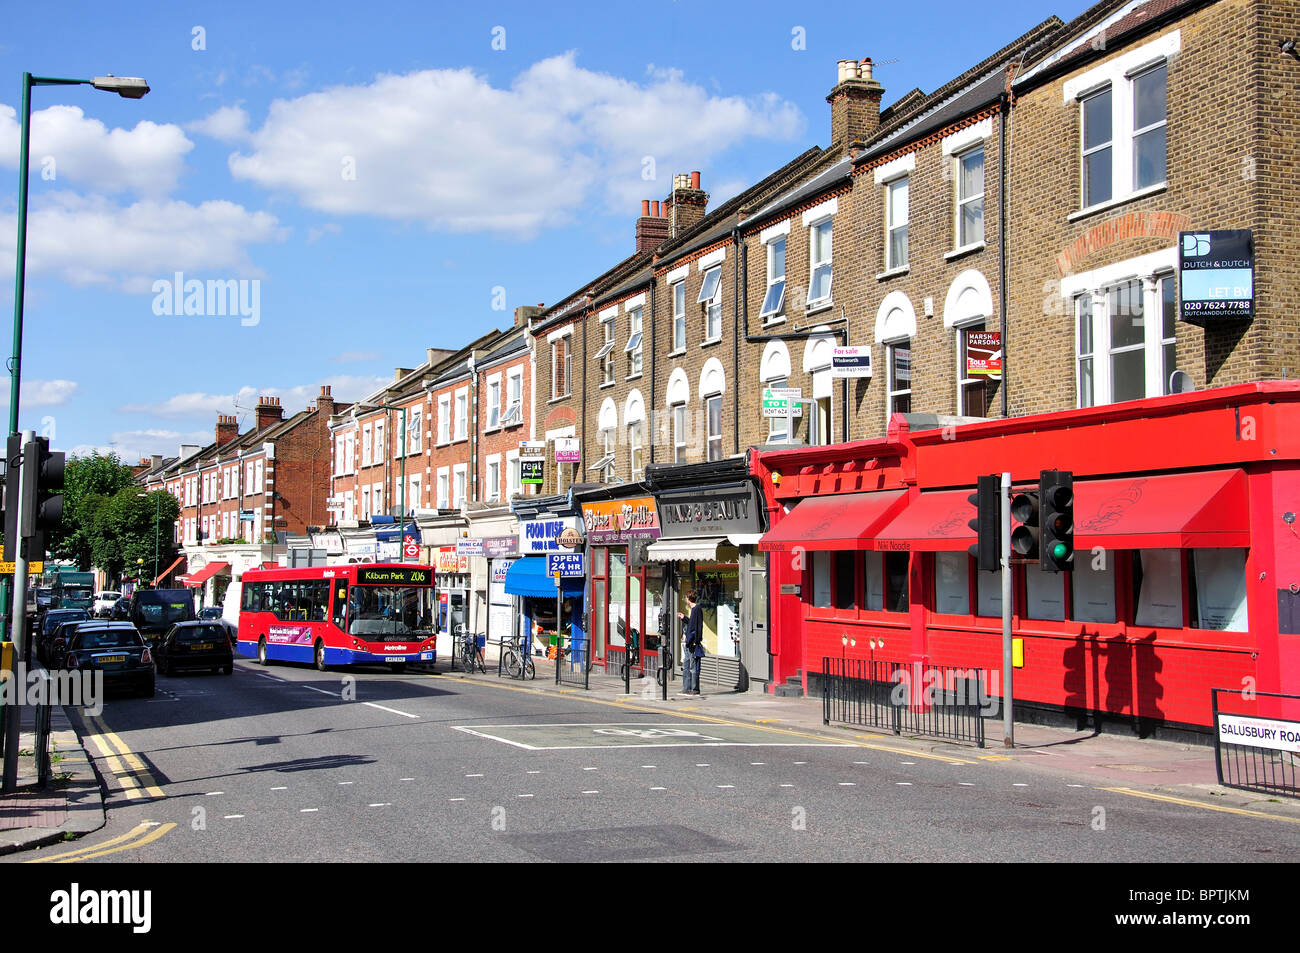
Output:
[
  {"xmin": 646, "ymin": 462, "xmax": 770, "ymax": 691},
  {"xmin": 507, "ymin": 513, "xmax": 584, "ymax": 657},
  {"xmin": 434, "ymin": 546, "xmax": 471, "ymax": 643},
  {"xmin": 481, "ymin": 535, "xmax": 519, "ymax": 649},
  {"xmin": 753, "ymin": 383, "xmax": 1300, "ymax": 734},
  {"xmin": 579, "ymin": 491, "xmax": 662, "ymax": 675}
]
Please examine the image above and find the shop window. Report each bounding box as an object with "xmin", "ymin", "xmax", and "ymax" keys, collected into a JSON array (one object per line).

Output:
[
  {"xmin": 834, "ymin": 551, "xmax": 857, "ymax": 611},
  {"xmin": 1189, "ymin": 549, "xmax": 1248, "ymax": 632},
  {"xmin": 1133, "ymin": 549, "xmax": 1183, "ymax": 628},
  {"xmin": 608, "ymin": 551, "xmax": 627, "ymax": 648},
  {"xmin": 811, "ymin": 551, "xmax": 832, "ymax": 608},
  {"xmin": 1071, "ymin": 554, "xmax": 1116, "ymax": 624},
  {"xmin": 1024, "ymin": 564, "xmax": 1065, "ymax": 622},
  {"xmin": 864, "ymin": 552, "xmax": 909, "ymax": 613},
  {"xmin": 934, "ymin": 552, "xmax": 970, "ymax": 615}
]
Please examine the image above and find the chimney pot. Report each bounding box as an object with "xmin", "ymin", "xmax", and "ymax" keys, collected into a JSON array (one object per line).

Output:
[
  {"xmin": 642, "ymin": 200, "xmax": 650, "ymax": 216},
  {"xmin": 691, "ymin": 170, "xmax": 701, "ymax": 190},
  {"xmin": 652, "ymin": 200, "xmax": 661, "ymax": 217}
]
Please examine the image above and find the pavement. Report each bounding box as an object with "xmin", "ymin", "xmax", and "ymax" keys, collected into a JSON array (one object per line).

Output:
[{"xmin": 0, "ymin": 649, "xmax": 1295, "ymax": 856}]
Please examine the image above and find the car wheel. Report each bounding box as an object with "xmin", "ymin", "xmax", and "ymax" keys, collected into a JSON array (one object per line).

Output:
[
  {"xmin": 314, "ymin": 640, "xmax": 327, "ymax": 672},
  {"xmin": 257, "ymin": 638, "xmax": 269, "ymax": 666},
  {"xmin": 222, "ymin": 663, "xmax": 233, "ymax": 675}
]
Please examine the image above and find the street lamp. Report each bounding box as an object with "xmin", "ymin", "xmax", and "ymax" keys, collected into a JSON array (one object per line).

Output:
[
  {"xmin": 355, "ymin": 402, "xmax": 413, "ymax": 563},
  {"xmin": 10, "ymin": 73, "xmax": 150, "ymax": 435},
  {"xmin": 137, "ymin": 491, "xmax": 161, "ymax": 582}
]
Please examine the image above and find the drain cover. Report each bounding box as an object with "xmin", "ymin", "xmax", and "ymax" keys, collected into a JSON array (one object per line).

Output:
[{"xmin": 1096, "ymin": 763, "xmax": 1172, "ymax": 773}]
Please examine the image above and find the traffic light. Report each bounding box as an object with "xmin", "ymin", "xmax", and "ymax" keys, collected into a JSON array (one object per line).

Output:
[
  {"xmin": 20, "ymin": 436, "xmax": 64, "ymax": 561},
  {"xmin": 967, "ymin": 474, "xmax": 1001, "ymax": 572},
  {"xmin": 2, "ymin": 435, "xmax": 19, "ymax": 561},
  {"xmin": 1010, "ymin": 486, "xmax": 1041, "ymax": 560},
  {"xmin": 1040, "ymin": 469, "xmax": 1074, "ymax": 572}
]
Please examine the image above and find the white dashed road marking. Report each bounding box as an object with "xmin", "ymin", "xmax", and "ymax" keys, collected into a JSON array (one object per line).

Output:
[{"xmin": 364, "ymin": 702, "xmax": 419, "ymax": 719}]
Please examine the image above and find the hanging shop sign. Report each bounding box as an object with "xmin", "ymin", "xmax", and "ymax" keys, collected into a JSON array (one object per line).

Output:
[
  {"xmin": 656, "ymin": 482, "xmax": 764, "ymax": 539},
  {"xmin": 481, "ymin": 535, "xmax": 520, "ymax": 559},
  {"xmin": 546, "ymin": 552, "xmax": 586, "ymax": 578},
  {"xmin": 456, "ymin": 538, "xmax": 484, "ymax": 558},
  {"xmin": 831, "ymin": 346, "xmax": 873, "ymax": 379},
  {"xmin": 558, "ymin": 527, "xmax": 583, "ymax": 548},
  {"xmin": 581, "ymin": 495, "xmax": 661, "ymax": 545},
  {"xmin": 965, "ymin": 330, "xmax": 1002, "ymax": 379},
  {"xmin": 554, "ymin": 437, "xmax": 581, "ymax": 464},
  {"xmin": 1179, "ymin": 230, "xmax": 1254, "ymax": 323}
]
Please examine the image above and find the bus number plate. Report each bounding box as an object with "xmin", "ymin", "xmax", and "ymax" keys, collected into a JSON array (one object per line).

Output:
[{"xmin": 384, "ymin": 656, "xmax": 406, "ymax": 662}]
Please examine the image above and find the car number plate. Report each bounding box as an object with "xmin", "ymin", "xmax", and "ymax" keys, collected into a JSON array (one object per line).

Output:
[
  {"xmin": 97, "ymin": 655, "xmax": 126, "ymax": 664},
  {"xmin": 384, "ymin": 655, "xmax": 405, "ymax": 662},
  {"xmin": 193, "ymin": 643, "xmax": 214, "ymax": 650}
]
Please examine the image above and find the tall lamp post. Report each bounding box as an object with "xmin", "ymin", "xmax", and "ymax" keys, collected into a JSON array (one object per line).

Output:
[
  {"xmin": 10, "ymin": 73, "xmax": 149, "ymax": 435},
  {"xmin": 356, "ymin": 402, "xmax": 411, "ymax": 563}
]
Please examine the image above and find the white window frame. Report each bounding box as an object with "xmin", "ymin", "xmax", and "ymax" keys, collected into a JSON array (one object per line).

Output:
[
  {"xmin": 375, "ymin": 419, "xmax": 385, "ymax": 462},
  {"xmin": 698, "ymin": 266, "xmax": 722, "ymax": 343},
  {"xmin": 954, "ymin": 320, "xmax": 987, "ymax": 418},
  {"xmin": 486, "ymin": 454, "xmax": 501, "ymax": 503},
  {"xmin": 454, "ymin": 387, "xmax": 468, "ymax": 441},
  {"xmin": 672, "ymin": 281, "xmax": 687, "ymax": 352},
  {"xmin": 954, "ymin": 145, "xmax": 985, "ymax": 250},
  {"xmin": 885, "ymin": 339, "xmax": 912, "ymax": 424},
  {"xmin": 1065, "ymin": 32, "xmax": 1178, "ymax": 214},
  {"xmin": 765, "ymin": 375, "xmax": 790, "ymax": 443},
  {"xmin": 627, "ymin": 420, "xmax": 644, "ymax": 482},
  {"xmin": 373, "ymin": 481, "xmax": 384, "ymax": 515},
  {"xmin": 503, "ymin": 367, "xmax": 524, "ymax": 426},
  {"xmin": 551, "ymin": 335, "xmax": 572, "ymax": 399},
  {"xmin": 436, "ymin": 467, "xmax": 450, "ymax": 509},
  {"xmin": 254, "ymin": 459, "xmax": 264, "ymax": 493},
  {"xmin": 344, "ymin": 434, "xmax": 355, "ymax": 474},
  {"xmin": 885, "ymin": 176, "xmax": 909, "ymax": 271},
  {"xmin": 437, "ymin": 395, "xmax": 450, "ymax": 444},
  {"xmin": 1062, "ymin": 248, "xmax": 1179, "ymax": 408},
  {"xmin": 705, "ymin": 393, "xmax": 723, "ymax": 462},
  {"xmin": 807, "ymin": 219, "xmax": 833, "ymax": 308},
  {"xmin": 453, "ymin": 464, "xmax": 467, "ymax": 509},
  {"xmin": 596, "ymin": 312, "xmax": 616, "ymax": 385},
  {"xmin": 761, "ymin": 236, "xmax": 786, "ymax": 321},
  {"xmin": 486, "ymin": 375, "xmax": 502, "ymax": 429},
  {"xmin": 672, "ymin": 403, "xmax": 687, "ymax": 463},
  {"xmin": 362, "ymin": 425, "xmax": 372, "ymax": 468},
  {"xmin": 506, "ymin": 449, "xmax": 521, "ymax": 499},
  {"xmin": 625, "ymin": 305, "xmax": 643, "ymax": 378}
]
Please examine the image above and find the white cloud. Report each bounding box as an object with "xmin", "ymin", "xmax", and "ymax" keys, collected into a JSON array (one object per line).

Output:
[
  {"xmin": 0, "ymin": 379, "xmax": 78, "ymax": 408},
  {"xmin": 117, "ymin": 375, "xmax": 389, "ymax": 419},
  {"xmin": 186, "ymin": 105, "xmax": 250, "ymax": 143},
  {"xmin": 0, "ymin": 192, "xmax": 287, "ymax": 289},
  {"xmin": 228, "ymin": 54, "xmax": 804, "ymax": 237},
  {"xmin": 306, "ymin": 223, "xmax": 342, "ymax": 243},
  {"xmin": 0, "ymin": 104, "xmax": 193, "ymax": 197}
]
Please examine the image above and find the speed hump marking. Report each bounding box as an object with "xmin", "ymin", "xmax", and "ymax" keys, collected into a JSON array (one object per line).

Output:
[{"xmin": 451, "ymin": 722, "xmax": 853, "ymax": 750}]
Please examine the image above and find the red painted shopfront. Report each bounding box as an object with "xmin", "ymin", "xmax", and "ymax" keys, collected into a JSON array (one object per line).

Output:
[{"xmin": 753, "ymin": 382, "xmax": 1300, "ymax": 731}]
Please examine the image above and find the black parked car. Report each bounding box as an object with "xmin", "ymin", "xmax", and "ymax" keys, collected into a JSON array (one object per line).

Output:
[
  {"xmin": 45, "ymin": 619, "xmax": 91, "ymax": 669},
  {"xmin": 122, "ymin": 588, "xmax": 196, "ymax": 651},
  {"xmin": 35, "ymin": 609, "xmax": 90, "ymax": 665},
  {"xmin": 64, "ymin": 622, "xmax": 155, "ymax": 697},
  {"xmin": 156, "ymin": 622, "xmax": 234, "ymax": 676},
  {"xmin": 197, "ymin": 607, "xmax": 237, "ymax": 647}
]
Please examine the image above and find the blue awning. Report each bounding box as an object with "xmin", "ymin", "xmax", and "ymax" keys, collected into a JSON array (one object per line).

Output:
[
  {"xmin": 504, "ymin": 556, "xmax": 585, "ymax": 598},
  {"xmin": 375, "ymin": 521, "xmax": 419, "ymax": 543}
]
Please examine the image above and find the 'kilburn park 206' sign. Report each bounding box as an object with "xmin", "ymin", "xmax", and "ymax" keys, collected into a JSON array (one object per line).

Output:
[{"xmin": 1179, "ymin": 230, "xmax": 1254, "ymax": 324}]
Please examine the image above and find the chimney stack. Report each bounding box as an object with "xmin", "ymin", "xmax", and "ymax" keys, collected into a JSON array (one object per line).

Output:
[
  {"xmin": 514, "ymin": 303, "xmax": 545, "ymax": 327},
  {"xmin": 151, "ymin": 453, "xmax": 163, "ymax": 470},
  {"xmin": 316, "ymin": 384, "xmax": 335, "ymax": 418},
  {"xmin": 827, "ymin": 57, "xmax": 884, "ymax": 153},
  {"xmin": 215, "ymin": 413, "xmax": 240, "ymax": 447},
  {"xmin": 663, "ymin": 171, "xmax": 708, "ymax": 237},
  {"xmin": 255, "ymin": 395, "xmax": 284, "ymax": 432},
  {"xmin": 635, "ymin": 196, "xmax": 671, "ymax": 254}
]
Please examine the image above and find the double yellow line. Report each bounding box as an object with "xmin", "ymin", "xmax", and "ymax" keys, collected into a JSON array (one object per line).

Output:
[
  {"xmin": 27, "ymin": 822, "xmax": 176, "ymax": 863},
  {"xmin": 82, "ymin": 715, "xmax": 165, "ymax": 800}
]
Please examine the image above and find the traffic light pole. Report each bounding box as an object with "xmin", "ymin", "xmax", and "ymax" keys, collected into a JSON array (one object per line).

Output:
[
  {"xmin": 2, "ymin": 430, "xmax": 32, "ymax": 792},
  {"xmin": 1000, "ymin": 471, "xmax": 1014, "ymax": 748}
]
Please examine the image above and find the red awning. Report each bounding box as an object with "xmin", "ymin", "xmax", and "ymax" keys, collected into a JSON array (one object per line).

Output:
[
  {"xmin": 154, "ymin": 555, "xmax": 186, "ymax": 586},
  {"xmin": 873, "ymin": 490, "xmax": 975, "ymax": 551},
  {"xmin": 181, "ymin": 561, "xmax": 230, "ymax": 588},
  {"xmin": 1073, "ymin": 469, "xmax": 1248, "ymax": 548},
  {"xmin": 759, "ymin": 490, "xmax": 907, "ymax": 552}
]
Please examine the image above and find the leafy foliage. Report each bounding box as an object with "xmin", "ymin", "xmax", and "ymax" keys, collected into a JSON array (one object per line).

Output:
[
  {"xmin": 88, "ymin": 488, "xmax": 180, "ymax": 584},
  {"xmin": 50, "ymin": 452, "xmax": 136, "ymax": 567}
]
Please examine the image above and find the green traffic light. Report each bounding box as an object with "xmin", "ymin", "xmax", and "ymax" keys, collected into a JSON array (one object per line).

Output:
[{"xmin": 1051, "ymin": 542, "xmax": 1070, "ymax": 560}]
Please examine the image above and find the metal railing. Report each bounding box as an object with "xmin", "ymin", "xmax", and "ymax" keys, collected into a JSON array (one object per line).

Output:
[
  {"xmin": 554, "ymin": 633, "xmax": 592, "ymax": 689},
  {"xmin": 1212, "ymin": 688, "xmax": 1300, "ymax": 799},
  {"xmin": 822, "ymin": 657, "xmax": 987, "ymax": 748}
]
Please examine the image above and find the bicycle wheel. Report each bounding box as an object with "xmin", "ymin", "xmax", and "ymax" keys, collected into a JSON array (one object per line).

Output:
[
  {"xmin": 504, "ymin": 649, "xmax": 523, "ymax": 680},
  {"xmin": 523, "ymin": 657, "xmax": 536, "ymax": 680}
]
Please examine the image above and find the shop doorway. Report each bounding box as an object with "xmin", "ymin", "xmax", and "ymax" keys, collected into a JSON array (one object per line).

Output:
[{"xmin": 743, "ymin": 556, "xmax": 771, "ymax": 686}]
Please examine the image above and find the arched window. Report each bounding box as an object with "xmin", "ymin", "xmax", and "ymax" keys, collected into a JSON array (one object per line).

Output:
[
  {"xmin": 700, "ymin": 359, "xmax": 726, "ymax": 462},
  {"xmin": 760, "ymin": 340, "xmax": 792, "ymax": 444}
]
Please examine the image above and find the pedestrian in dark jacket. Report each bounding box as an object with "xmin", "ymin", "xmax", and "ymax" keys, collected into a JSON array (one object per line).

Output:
[{"xmin": 677, "ymin": 590, "xmax": 704, "ymax": 695}]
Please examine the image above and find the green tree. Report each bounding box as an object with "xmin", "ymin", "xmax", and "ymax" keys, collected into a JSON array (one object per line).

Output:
[
  {"xmin": 89, "ymin": 488, "xmax": 180, "ymax": 586},
  {"xmin": 52, "ymin": 451, "xmax": 135, "ymax": 568}
]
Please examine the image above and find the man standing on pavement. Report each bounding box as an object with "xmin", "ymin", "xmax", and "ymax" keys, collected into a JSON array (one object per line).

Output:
[{"xmin": 677, "ymin": 590, "xmax": 704, "ymax": 696}]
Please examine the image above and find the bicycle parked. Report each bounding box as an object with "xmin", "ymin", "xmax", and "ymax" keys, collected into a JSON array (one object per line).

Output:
[
  {"xmin": 500, "ymin": 633, "xmax": 535, "ymax": 681},
  {"xmin": 459, "ymin": 627, "xmax": 486, "ymax": 674},
  {"xmin": 618, "ymin": 628, "xmax": 641, "ymax": 681}
]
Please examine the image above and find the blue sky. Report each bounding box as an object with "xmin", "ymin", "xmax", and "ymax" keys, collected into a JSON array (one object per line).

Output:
[{"xmin": 0, "ymin": 0, "xmax": 1091, "ymax": 462}]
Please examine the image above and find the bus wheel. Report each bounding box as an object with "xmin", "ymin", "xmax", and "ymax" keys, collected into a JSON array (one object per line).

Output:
[
  {"xmin": 257, "ymin": 638, "xmax": 269, "ymax": 666},
  {"xmin": 314, "ymin": 640, "xmax": 327, "ymax": 672}
]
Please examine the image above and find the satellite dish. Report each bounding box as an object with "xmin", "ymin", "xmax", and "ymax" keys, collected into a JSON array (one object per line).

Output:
[{"xmin": 1169, "ymin": 370, "xmax": 1195, "ymax": 394}]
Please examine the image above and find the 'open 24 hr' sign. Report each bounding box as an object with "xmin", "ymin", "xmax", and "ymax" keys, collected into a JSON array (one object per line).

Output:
[{"xmin": 546, "ymin": 552, "xmax": 585, "ymax": 577}]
